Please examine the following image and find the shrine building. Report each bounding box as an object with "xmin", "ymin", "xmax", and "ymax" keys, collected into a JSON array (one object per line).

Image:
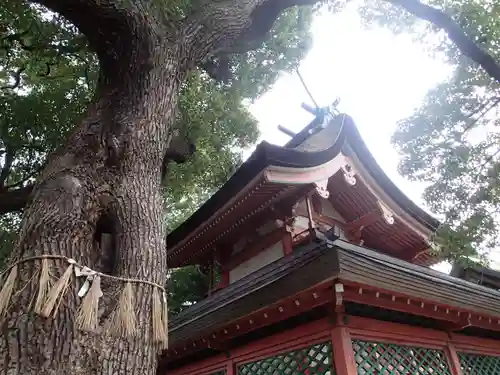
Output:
[{"xmin": 158, "ymin": 111, "xmax": 500, "ymax": 375}]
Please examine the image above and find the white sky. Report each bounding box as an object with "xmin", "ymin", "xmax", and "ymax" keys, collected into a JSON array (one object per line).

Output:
[
  {"xmin": 249, "ymin": 7, "xmax": 449, "ymax": 205},
  {"xmin": 247, "ymin": 7, "xmax": 500, "ymax": 273}
]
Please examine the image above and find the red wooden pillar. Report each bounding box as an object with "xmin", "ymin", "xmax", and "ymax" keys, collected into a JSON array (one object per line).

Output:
[
  {"xmin": 215, "ymin": 247, "xmax": 231, "ymax": 289},
  {"xmin": 331, "ymin": 323, "xmax": 357, "ymax": 375},
  {"xmin": 282, "ymin": 229, "xmax": 293, "ymax": 256},
  {"xmin": 208, "ymin": 256, "xmax": 214, "ymax": 296},
  {"xmin": 226, "ymin": 359, "xmax": 235, "ymax": 375},
  {"xmin": 446, "ymin": 343, "xmax": 464, "ymax": 375},
  {"xmin": 220, "ymin": 269, "xmax": 229, "ymax": 288}
]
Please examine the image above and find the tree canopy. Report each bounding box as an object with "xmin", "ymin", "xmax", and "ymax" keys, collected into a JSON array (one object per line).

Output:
[{"xmin": 166, "ymin": 265, "xmax": 212, "ymax": 315}]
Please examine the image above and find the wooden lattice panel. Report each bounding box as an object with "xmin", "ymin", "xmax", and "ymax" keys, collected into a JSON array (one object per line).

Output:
[
  {"xmin": 459, "ymin": 352, "xmax": 500, "ymax": 375},
  {"xmin": 237, "ymin": 341, "xmax": 334, "ymax": 375},
  {"xmin": 352, "ymin": 340, "xmax": 452, "ymax": 375}
]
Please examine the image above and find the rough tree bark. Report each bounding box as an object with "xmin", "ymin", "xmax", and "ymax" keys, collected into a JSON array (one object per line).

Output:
[
  {"xmin": 1, "ymin": 0, "xmax": 184, "ymax": 373},
  {"xmin": 2, "ymin": 0, "xmax": 500, "ymax": 374}
]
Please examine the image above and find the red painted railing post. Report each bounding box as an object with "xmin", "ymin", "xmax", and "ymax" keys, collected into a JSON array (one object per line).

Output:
[
  {"xmin": 282, "ymin": 230, "xmax": 293, "ymax": 256},
  {"xmin": 331, "ymin": 319, "xmax": 357, "ymax": 375},
  {"xmin": 226, "ymin": 359, "xmax": 235, "ymax": 375},
  {"xmin": 446, "ymin": 343, "xmax": 464, "ymax": 375}
]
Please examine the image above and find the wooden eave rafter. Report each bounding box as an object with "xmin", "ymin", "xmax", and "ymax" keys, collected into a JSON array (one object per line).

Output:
[
  {"xmin": 341, "ymin": 282, "xmax": 500, "ymax": 332},
  {"xmin": 164, "ymin": 281, "xmax": 333, "ymax": 363},
  {"xmin": 168, "ymin": 173, "xmax": 265, "ymax": 263},
  {"xmin": 167, "ymin": 114, "xmax": 440, "ymax": 268},
  {"xmin": 164, "ymin": 279, "xmax": 500, "ymax": 363},
  {"xmin": 164, "ymin": 276, "xmax": 500, "ymax": 364},
  {"xmin": 163, "ymin": 240, "xmax": 500, "ymax": 363},
  {"xmin": 324, "ymin": 168, "xmax": 435, "ymax": 264},
  {"xmin": 347, "ymin": 151, "xmax": 433, "ymax": 240},
  {"xmin": 168, "ymin": 176, "xmax": 302, "ymax": 267},
  {"xmin": 168, "ymin": 153, "xmax": 349, "ymax": 267}
]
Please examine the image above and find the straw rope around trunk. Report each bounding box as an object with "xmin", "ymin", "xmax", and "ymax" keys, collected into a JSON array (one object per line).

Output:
[{"xmin": 0, "ymin": 255, "xmax": 169, "ymax": 347}]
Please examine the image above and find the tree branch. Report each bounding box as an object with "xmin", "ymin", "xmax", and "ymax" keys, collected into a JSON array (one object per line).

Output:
[
  {"xmin": 0, "ymin": 185, "xmax": 33, "ymax": 215},
  {"xmin": 4, "ymin": 161, "xmax": 45, "ymax": 190},
  {"xmin": 199, "ymin": 57, "xmax": 233, "ymax": 82},
  {"xmin": 1, "ymin": 67, "xmax": 26, "ymax": 90},
  {"xmin": 0, "ymin": 28, "xmax": 33, "ymax": 46},
  {"xmin": 2, "ymin": 30, "xmax": 88, "ymax": 57},
  {"xmin": 478, "ymin": 148, "xmax": 500, "ymax": 176},
  {"xmin": 460, "ymin": 97, "xmax": 500, "ymax": 140},
  {"xmin": 28, "ymin": 0, "xmax": 161, "ymax": 82},
  {"xmin": 188, "ymin": 0, "xmax": 500, "ymax": 84},
  {"xmin": 0, "ymin": 146, "xmax": 15, "ymax": 187},
  {"xmin": 161, "ymin": 134, "xmax": 196, "ymax": 181},
  {"xmin": 29, "ymin": 0, "xmax": 126, "ymax": 51},
  {"xmin": 184, "ymin": 0, "xmax": 316, "ymax": 73},
  {"xmin": 389, "ymin": 0, "xmax": 500, "ymax": 82}
]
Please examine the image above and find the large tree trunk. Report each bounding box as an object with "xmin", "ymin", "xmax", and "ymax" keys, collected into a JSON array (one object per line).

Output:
[
  {"xmin": 0, "ymin": 107, "xmax": 178, "ymax": 370},
  {"xmin": 0, "ymin": 11, "xmax": 183, "ymax": 368}
]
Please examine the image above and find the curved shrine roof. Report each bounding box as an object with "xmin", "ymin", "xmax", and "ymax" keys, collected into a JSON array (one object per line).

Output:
[{"xmin": 167, "ymin": 113, "xmax": 440, "ymax": 267}]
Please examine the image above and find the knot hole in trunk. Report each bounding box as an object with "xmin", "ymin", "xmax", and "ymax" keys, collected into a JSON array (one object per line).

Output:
[{"xmin": 93, "ymin": 210, "xmax": 120, "ymax": 276}]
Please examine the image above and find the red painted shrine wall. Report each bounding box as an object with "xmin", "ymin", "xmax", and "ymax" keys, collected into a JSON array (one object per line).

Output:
[{"xmin": 166, "ymin": 316, "xmax": 500, "ymax": 375}]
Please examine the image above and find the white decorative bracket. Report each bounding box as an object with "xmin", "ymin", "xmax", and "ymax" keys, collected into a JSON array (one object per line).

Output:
[
  {"xmin": 334, "ymin": 283, "xmax": 344, "ymax": 309},
  {"xmin": 341, "ymin": 164, "xmax": 356, "ymax": 186},
  {"xmin": 377, "ymin": 200, "xmax": 395, "ymax": 225},
  {"xmin": 314, "ymin": 179, "xmax": 330, "ymax": 199}
]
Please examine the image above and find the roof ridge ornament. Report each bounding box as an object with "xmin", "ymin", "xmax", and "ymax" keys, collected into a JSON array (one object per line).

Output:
[{"xmin": 305, "ymin": 101, "xmax": 341, "ymax": 136}]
